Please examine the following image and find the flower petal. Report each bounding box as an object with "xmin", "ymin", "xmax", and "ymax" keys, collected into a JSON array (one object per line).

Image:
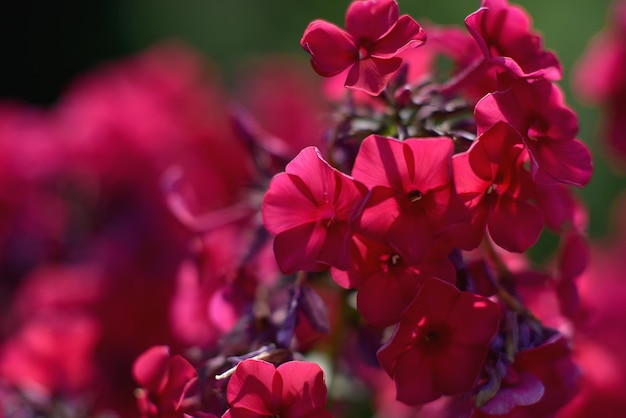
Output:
[
  {"xmin": 371, "ymin": 15, "xmax": 426, "ymax": 58},
  {"xmin": 301, "ymin": 20, "xmax": 357, "ymax": 77},
  {"xmin": 273, "ymin": 222, "xmax": 328, "ymax": 274},
  {"xmin": 278, "ymin": 361, "xmax": 329, "ymax": 416},
  {"xmin": 526, "ymin": 137, "xmax": 593, "ymax": 187},
  {"xmin": 345, "ymin": 57, "xmax": 402, "ymax": 95},
  {"xmin": 133, "ymin": 345, "xmax": 171, "ymax": 394},
  {"xmin": 227, "ymin": 359, "xmax": 281, "ymax": 415},
  {"xmin": 345, "ymin": 0, "xmax": 399, "ymax": 42},
  {"xmin": 487, "ymin": 196, "xmax": 544, "ymax": 252},
  {"xmin": 262, "ymin": 172, "xmax": 319, "ymax": 236}
]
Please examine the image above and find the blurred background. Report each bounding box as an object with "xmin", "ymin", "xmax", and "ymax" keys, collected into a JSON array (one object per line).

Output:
[{"xmin": 0, "ymin": 0, "xmax": 622, "ymax": 237}]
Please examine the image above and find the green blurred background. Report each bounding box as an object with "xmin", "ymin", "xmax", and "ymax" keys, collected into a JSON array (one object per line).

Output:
[{"xmin": 0, "ymin": 0, "xmax": 623, "ymax": 243}]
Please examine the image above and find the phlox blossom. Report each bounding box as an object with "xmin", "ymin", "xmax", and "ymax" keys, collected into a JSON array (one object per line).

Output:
[
  {"xmin": 223, "ymin": 359, "xmax": 332, "ymax": 418},
  {"xmin": 475, "ymin": 336, "xmax": 580, "ymax": 417},
  {"xmin": 300, "ymin": 0, "xmax": 425, "ymax": 95},
  {"xmin": 377, "ymin": 277, "xmax": 500, "ymax": 405},
  {"xmin": 351, "ymin": 135, "xmax": 468, "ymax": 265},
  {"xmin": 262, "ymin": 146, "xmax": 368, "ymax": 274},
  {"xmin": 452, "ymin": 122, "xmax": 544, "ymax": 252},
  {"xmin": 133, "ymin": 345, "xmax": 199, "ymax": 417},
  {"xmin": 330, "ymin": 234, "xmax": 456, "ymax": 328},
  {"xmin": 475, "ymin": 78, "xmax": 592, "ymax": 187},
  {"xmin": 466, "ymin": 0, "xmax": 561, "ymax": 81}
]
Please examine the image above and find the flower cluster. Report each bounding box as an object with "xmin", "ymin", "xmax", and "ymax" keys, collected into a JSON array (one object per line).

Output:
[
  {"xmin": 3, "ymin": 1, "xmax": 626, "ymax": 417},
  {"xmin": 263, "ymin": 0, "xmax": 593, "ymax": 415}
]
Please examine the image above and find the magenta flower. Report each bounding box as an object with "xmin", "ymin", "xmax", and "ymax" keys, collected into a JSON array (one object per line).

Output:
[
  {"xmin": 452, "ymin": 122, "xmax": 544, "ymax": 252},
  {"xmin": 351, "ymin": 135, "xmax": 469, "ymax": 264},
  {"xmin": 223, "ymin": 359, "xmax": 332, "ymax": 418},
  {"xmin": 377, "ymin": 277, "xmax": 500, "ymax": 405},
  {"xmin": 475, "ymin": 78, "xmax": 592, "ymax": 187},
  {"xmin": 132, "ymin": 345, "xmax": 199, "ymax": 418},
  {"xmin": 439, "ymin": 0, "xmax": 562, "ymax": 98},
  {"xmin": 330, "ymin": 234, "xmax": 456, "ymax": 328},
  {"xmin": 465, "ymin": 0, "xmax": 562, "ymax": 81},
  {"xmin": 475, "ymin": 336, "xmax": 580, "ymax": 417},
  {"xmin": 300, "ymin": 0, "xmax": 426, "ymax": 96},
  {"xmin": 262, "ymin": 146, "xmax": 368, "ymax": 274}
]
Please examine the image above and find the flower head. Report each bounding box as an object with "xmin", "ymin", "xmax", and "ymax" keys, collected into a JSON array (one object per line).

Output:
[
  {"xmin": 377, "ymin": 277, "xmax": 500, "ymax": 405},
  {"xmin": 262, "ymin": 146, "xmax": 368, "ymax": 274},
  {"xmin": 352, "ymin": 135, "xmax": 469, "ymax": 264},
  {"xmin": 223, "ymin": 359, "xmax": 332, "ymax": 418},
  {"xmin": 300, "ymin": 0, "xmax": 426, "ymax": 95}
]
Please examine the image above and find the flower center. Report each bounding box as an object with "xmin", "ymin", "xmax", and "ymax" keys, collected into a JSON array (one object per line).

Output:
[
  {"xmin": 424, "ymin": 329, "xmax": 441, "ymax": 343},
  {"xmin": 358, "ymin": 46, "xmax": 369, "ymax": 60},
  {"xmin": 408, "ymin": 190, "xmax": 423, "ymax": 203}
]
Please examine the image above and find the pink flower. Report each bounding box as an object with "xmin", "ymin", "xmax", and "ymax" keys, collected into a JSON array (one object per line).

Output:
[
  {"xmin": 475, "ymin": 336, "xmax": 580, "ymax": 417},
  {"xmin": 475, "ymin": 78, "xmax": 592, "ymax": 187},
  {"xmin": 300, "ymin": 0, "xmax": 426, "ymax": 95},
  {"xmin": 352, "ymin": 135, "xmax": 469, "ymax": 264},
  {"xmin": 330, "ymin": 234, "xmax": 456, "ymax": 328},
  {"xmin": 466, "ymin": 0, "xmax": 561, "ymax": 81},
  {"xmin": 452, "ymin": 122, "xmax": 544, "ymax": 252},
  {"xmin": 133, "ymin": 345, "xmax": 199, "ymax": 418},
  {"xmin": 262, "ymin": 146, "xmax": 368, "ymax": 274},
  {"xmin": 223, "ymin": 359, "xmax": 332, "ymax": 418},
  {"xmin": 377, "ymin": 277, "xmax": 500, "ymax": 405}
]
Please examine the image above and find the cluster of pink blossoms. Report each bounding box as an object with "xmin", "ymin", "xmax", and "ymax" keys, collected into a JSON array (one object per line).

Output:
[
  {"xmin": 6, "ymin": 0, "xmax": 626, "ymax": 417},
  {"xmin": 135, "ymin": 0, "xmax": 600, "ymax": 416},
  {"xmin": 263, "ymin": 0, "xmax": 592, "ymax": 415}
]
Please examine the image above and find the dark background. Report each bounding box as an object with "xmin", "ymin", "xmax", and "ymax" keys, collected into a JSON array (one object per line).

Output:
[{"xmin": 0, "ymin": 0, "xmax": 622, "ymax": 242}]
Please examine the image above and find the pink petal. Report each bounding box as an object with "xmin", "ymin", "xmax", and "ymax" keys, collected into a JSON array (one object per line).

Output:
[
  {"xmin": 469, "ymin": 122, "xmax": 524, "ymax": 181},
  {"xmin": 387, "ymin": 207, "xmax": 435, "ymax": 264},
  {"xmin": 352, "ymin": 134, "xmax": 408, "ymax": 190},
  {"xmin": 371, "ymin": 15, "xmax": 426, "ymax": 58},
  {"xmin": 262, "ymin": 172, "xmax": 320, "ymax": 236},
  {"xmin": 227, "ymin": 359, "xmax": 281, "ymax": 415},
  {"xmin": 377, "ymin": 318, "xmax": 419, "ymax": 376},
  {"xmin": 447, "ymin": 292, "xmax": 501, "ymax": 346},
  {"xmin": 526, "ymin": 137, "xmax": 593, "ymax": 187},
  {"xmin": 315, "ymin": 220, "xmax": 352, "ymax": 270},
  {"xmin": 278, "ymin": 361, "xmax": 328, "ymax": 416},
  {"xmin": 160, "ymin": 355, "xmax": 198, "ymax": 411},
  {"xmin": 357, "ymin": 270, "xmax": 422, "ymax": 328},
  {"xmin": 301, "ymin": 20, "xmax": 357, "ymax": 77},
  {"xmin": 393, "ymin": 348, "xmax": 440, "ymax": 405},
  {"xmin": 132, "ymin": 345, "xmax": 170, "ymax": 394},
  {"xmin": 345, "ymin": 0, "xmax": 399, "ymax": 42},
  {"xmin": 284, "ymin": 147, "xmax": 337, "ymax": 207},
  {"xmin": 401, "ymin": 278, "xmax": 459, "ymax": 326},
  {"xmin": 434, "ymin": 344, "xmax": 488, "ymax": 396},
  {"xmin": 488, "ymin": 196, "xmax": 544, "ymax": 252},
  {"xmin": 273, "ymin": 222, "xmax": 328, "ymax": 274},
  {"xmin": 345, "ymin": 56, "xmax": 402, "ymax": 95},
  {"xmin": 404, "ymin": 137, "xmax": 455, "ymax": 191},
  {"xmin": 355, "ymin": 186, "xmax": 401, "ymax": 241}
]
